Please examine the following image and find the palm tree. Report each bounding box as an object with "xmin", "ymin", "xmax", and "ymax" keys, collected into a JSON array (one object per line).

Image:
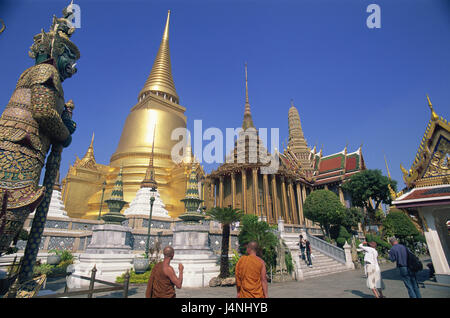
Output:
[{"xmin": 207, "ymin": 206, "xmax": 244, "ymax": 278}]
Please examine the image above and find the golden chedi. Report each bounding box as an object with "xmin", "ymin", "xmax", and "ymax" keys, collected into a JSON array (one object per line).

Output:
[{"xmin": 62, "ymin": 11, "xmax": 193, "ymax": 219}]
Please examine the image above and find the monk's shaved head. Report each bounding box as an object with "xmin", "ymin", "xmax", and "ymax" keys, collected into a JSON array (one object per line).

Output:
[
  {"xmin": 163, "ymin": 246, "xmax": 174, "ymax": 258},
  {"xmin": 247, "ymin": 241, "xmax": 258, "ymax": 252}
]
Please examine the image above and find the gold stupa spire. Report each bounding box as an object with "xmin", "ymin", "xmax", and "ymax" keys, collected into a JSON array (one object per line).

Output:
[
  {"xmin": 141, "ymin": 125, "xmax": 157, "ymax": 189},
  {"xmin": 139, "ymin": 10, "xmax": 179, "ymax": 103},
  {"xmin": 242, "ymin": 63, "xmax": 255, "ymax": 130}
]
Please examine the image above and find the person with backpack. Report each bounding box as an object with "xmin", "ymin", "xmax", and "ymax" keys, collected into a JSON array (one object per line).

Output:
[{"xmin": 388, "ymin": 238, "xmax": 422, "ymax": 298}]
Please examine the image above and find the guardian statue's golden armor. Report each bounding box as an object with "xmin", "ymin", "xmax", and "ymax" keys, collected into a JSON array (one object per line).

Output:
[{"xmin": 0, "ymin": 4, "xmax": 79, "ymax": 255}]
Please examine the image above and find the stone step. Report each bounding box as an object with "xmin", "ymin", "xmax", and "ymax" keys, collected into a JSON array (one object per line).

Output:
[
  {"xmin": 302, "ymin": 267, "xmax": 351, "ymax": 279},
  {"xmin": 300, "ymin": 263, "xmax": 346, "ymax": 271},
  {"xmin": 299, "ymin": 261, "xmax": 342, "ymax": 269},
  {"xmin": 302, "ymin": 263, "xmax": 348, "ymax": 273}
]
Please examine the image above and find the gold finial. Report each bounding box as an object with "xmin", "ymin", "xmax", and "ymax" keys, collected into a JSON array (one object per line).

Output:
[
  {"xmin": 139, "ymin": 10, "xmax": 178, "ymax": 102},
  {"xmin": 0, "ymin": 19, "xmax": 5, "ymax": 35},
  {"xmin": 427, "ymin": 95, "xmax": 439, "ymax": 121},
  {"xmin": 242, "ymin": 63, "xmax": 255, "ymax": 130},
  {"xmin": 163, "ymin": 10, "xmax": 170, "ymax": 40},
  {"xmin": 141, "ymin": 124, "xmax": 157, "ymax": 189},
  {"xmin": 90, "ymin": 132, "xmax": 94, "ymax": 148},
  {"xmin": 384, "ymin": 154, "xmax": 391, "ymax": 179},
  {"xmin": 245, "ymin": 62, "xmax": 249, "ymax": 105},
  {"xmin": 82, "ymin": 132, "xmax": 95, "ymax": 160}
]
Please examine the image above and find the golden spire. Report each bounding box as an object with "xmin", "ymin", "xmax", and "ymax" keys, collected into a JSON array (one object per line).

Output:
[
  {"xmin": 288, "ymin": 100, "xmax": 310, "ymax": 156},
  {"xmin": 139, "ymin": 10, "xmax": 179, "ymax": 103},
  {"xmin": 141, "ymin": 125, "xmax": 157, "ymax": 189},
  {"xmin": 77, "ymin": 133, "xmax": 97, "ymax": 169},
  {"xmin": 242, "ymin": 63, "xmax": 255, "ymax": 130},
  {"xmin": 384, "ymin": 154, "xmax": 391, "ymax": 179},
  {"xmin": 427, "ymin": 95, "xmax": 439, "ymax": 121}
]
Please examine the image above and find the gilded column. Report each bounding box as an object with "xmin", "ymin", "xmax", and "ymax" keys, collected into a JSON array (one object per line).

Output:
[
  {"xmin": 339, "ymin": 186, "xmax": 345, "ymax": 206},
  {"xmin": 219, "ymin": 176, "xmax": 224, "ymax": 208},
  {"xmin": 288, "ymin": 181, "xmax": 298, "ymax": 225},
  {"xmin": 296, "ymin": 183, "xmax": 304, "ymax": 226},
  {"xmin": 210, "ymin": 180, "xmax": 215, "ymax": 207},
  {"xmin": 302, "ymin": 185, "xmax": 310, "ymax": 227},
  {"xmin": 252, "ymin": 168, "xmax": 259, "ymax": 215},
  {"xmin": 281, "ymin": 177, "xmax": 289, "ymax": 223},
  {"xmin": 241, "ymin": 169, "xmax": 247, "ymax": 214},
  {"xmin": 231, "ymin": 172, "xmax": 236, "ymax": 209},
  {"xmin": 271, "ymin": 175, "xmax": 279, "ymax": 221},
  {"xmin": 263, "ymin": 174, "xmax": 271, "ymax": 223}
]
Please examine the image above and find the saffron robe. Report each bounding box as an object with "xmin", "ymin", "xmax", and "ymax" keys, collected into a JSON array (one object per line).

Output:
[
  {"xmin": 235, "ymin": 255, "xmax": 264, "ymax": 298},
  {"xmin": 145, "ymin": 262, "xmax": 176, "ymax": 298}
]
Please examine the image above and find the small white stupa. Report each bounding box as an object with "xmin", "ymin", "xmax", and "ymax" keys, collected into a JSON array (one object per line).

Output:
[
  {"xmin": 30, "ymin": 171, "xmax": 69, "ymax": 218},
  {"xmin": 123, "ymin": 126, "xmax": 169, "ymax": 218},
  {"xmin": 123, "ymin": 187, "xmax": 169, "ymax": 218}
]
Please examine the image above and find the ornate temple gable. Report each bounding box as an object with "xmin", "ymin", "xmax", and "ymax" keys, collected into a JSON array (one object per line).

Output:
[
  {"xmin": 73, "ymin": 133, "xmax": 97, "ymax": 171},
  {"xmin": 400, "ymin": 97, "xmax": 450, "ymax": 188}
]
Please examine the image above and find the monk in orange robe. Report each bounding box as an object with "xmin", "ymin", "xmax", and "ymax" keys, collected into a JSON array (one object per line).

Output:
[
  {"xmin": 235, "ymin": 241, "xmax": 268, "ymax": 298},
  {"xmin": 145, "ymin": 246, "xmax": 184, "ymax": 298}
]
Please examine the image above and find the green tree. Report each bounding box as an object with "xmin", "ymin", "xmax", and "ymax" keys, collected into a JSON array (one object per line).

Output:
[
  {"xmin": 238, "ymin": 215, "xmax": 278, "ymax": 270},
  {"xmin": 207, "ymin": 207, "xmax": 243, "ymax": 278},
  {"xmin": 303, "ymin": 189, "xmax": 346, "ymax": 239},
  {"xmin": 382, "ymin": 210, "xmax": 421, "ymax": 250},
  {"xmin": 341, "ymin": 207, "xmax": 364, "ymax": 233},
  {"xmin": 341, "ymin": 169, "xmax": 397, "ymax": 229}
]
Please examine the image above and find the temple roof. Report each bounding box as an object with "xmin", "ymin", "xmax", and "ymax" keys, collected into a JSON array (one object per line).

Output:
[
  {"xmin": 139, "ymin": 10, "xmax": 179, "ymax": 103},
  {"xmin": 313, "ymin": 145, "xmax": 365, "ymax": 185},
  {"xmin": 399, "ymin": 96, "xmax": 450, "ymax": 189}
]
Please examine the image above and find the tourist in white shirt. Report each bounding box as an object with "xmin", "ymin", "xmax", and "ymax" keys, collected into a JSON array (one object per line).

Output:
[{"xmin": 359, "ymin": 241, "xmax": 385, "ymax": 298}]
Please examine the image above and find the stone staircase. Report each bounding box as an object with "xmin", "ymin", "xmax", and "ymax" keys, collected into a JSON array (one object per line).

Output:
[
  {"xmin": 297, "ymin": 247, "xmax": 351, "ymax": 279},
  {"xmin": 281, "ymin": 231, "xmax": 352, "ymax": 280}
]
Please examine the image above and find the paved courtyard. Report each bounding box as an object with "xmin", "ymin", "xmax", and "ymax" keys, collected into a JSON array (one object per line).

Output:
[{"xmin": 42, "ymin": 258, "xmax": 449, "ymax": 298}]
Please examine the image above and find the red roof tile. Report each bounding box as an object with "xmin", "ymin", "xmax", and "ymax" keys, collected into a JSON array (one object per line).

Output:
[
  {"xmin": 345, "ymin": 156, "xmax": 357, "ymax": 171},
  {"xmin": 319, "ymin": 156, "xmax": 342, "ymax": 173},
  {"xmin": 402, "ymin": 186, "xmax": 450, "ymax": 201}
]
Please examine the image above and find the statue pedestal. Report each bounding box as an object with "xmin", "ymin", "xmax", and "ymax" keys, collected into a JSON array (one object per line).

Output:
[
  {"xmin": 68, "ymin": 224, "xmax": 134, "ymax": 288},
  {"xmin": 170, "ymin": 222, "xmax": 219, "ymax": 288}
]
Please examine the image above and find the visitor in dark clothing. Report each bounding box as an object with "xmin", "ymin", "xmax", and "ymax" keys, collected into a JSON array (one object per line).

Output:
[
  {"xmin": 305, "ymin": 240, "xmax": 312, "ymax": 267},
  {"xmin": 388, "ymin": 238, "xmax": 421, "ymax": 298}
]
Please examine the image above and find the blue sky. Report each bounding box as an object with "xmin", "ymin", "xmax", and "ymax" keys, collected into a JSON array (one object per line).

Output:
[{"xmin": 0, "ymin": 0, "xmax": 449, "ymax": 190}]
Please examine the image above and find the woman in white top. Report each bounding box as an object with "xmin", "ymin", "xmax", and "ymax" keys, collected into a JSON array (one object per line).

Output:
[{"xmin": 359, "ymin": 241, "xmax": 385, "ymax": 298}]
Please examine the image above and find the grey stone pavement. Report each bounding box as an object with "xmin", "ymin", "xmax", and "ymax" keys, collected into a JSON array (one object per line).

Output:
[{"xmin": 42, "ymin": 257, "xmax": 449, "ymax": 298}]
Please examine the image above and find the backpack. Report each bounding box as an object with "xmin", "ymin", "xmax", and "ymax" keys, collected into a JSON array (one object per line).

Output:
[{"xmin": 406, "ymin": 248, "xmax": 423, "ymax": 273}]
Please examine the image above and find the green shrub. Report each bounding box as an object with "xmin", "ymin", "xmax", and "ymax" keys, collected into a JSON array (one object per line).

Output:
[
  {"xmin": 48, "ymin": 249, "xmax": 74, "ymax": 262},
  {"xmin": 116, "ymin": 268, "xmax": 153, "ymax": 284},
  {"xmin": 336, "ymin": 237, "xmax": 346, "ymax": 247},
  {"xmin": 33, "ymin": 263, "xmax": 54, "ymax": 276},
  {"xmin": 229, "ymin": 249, "xmax": 240, "ymax": 276},
  {"xmin": 285, "ymin": 250, "xmax": 293, "ymax": 274}
]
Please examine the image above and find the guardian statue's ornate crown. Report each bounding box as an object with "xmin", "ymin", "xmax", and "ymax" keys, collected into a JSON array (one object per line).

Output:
[{"xmin": 28, "ymin": 1, "xmax": 80, "ymax": 60}]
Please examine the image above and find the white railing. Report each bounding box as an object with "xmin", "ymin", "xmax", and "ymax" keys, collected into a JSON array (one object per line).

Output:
[{"xmin": 307, "ymin": 231, "xmax": 346, "ymax": 264}]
